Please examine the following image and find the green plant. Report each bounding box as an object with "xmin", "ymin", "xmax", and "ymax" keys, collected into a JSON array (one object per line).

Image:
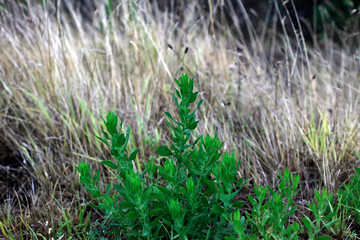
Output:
[
  {"xmin": 315, "ymin": 0, "xmax": 360, "ymax": 31},
  {"xmin": 51, "ymin": 194, "xmax": 91, "ymax": 239},
  {"xmin": 224, "ymin": 209, "xmax": 255, "ymax": 240},
  {"xmin": 225, "ymin": 169, "xmax": 303, "ymax": 240},
  {"xmin": 246, "ymin": 169, "xmax": 301, "ymax": 240},
  {"xmin": 76, "ymin": 73, "xmax": 247, "ymax": 239},
  {"xmin": 338, "ymin": 168, "xmax": 360, "ymax": 223},
  {"xmin": 301, "ymin": 188, "xmax": 337, "ymax": 240}
]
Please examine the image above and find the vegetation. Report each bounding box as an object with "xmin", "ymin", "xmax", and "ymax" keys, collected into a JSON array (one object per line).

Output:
[
  {"xmin": 315, "ymin": 0, "xmax": 360, "ymax": 31},
  {"xmin": 0, "ymin": 0, "xmax": 359, "ymax": 239},
  {"xmin": 77, "ymin": 74, "xmax": 247, "ymax": 238},
  {"xmin": 76, "ymin": 73, "xmax": 360, "ymax": 239}
]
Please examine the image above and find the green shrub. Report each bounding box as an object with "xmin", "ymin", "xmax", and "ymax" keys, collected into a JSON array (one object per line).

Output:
[
  {"xmin": 76, "ymin": 73, "xmax": 247, "ymax": 239},
  {"xmin": 246, "ymin": 169, "xmax": 302, "ymax": 239},
  {"xmin": 226, "ymin": 169, "xmax": 302, "ymax": 240}
]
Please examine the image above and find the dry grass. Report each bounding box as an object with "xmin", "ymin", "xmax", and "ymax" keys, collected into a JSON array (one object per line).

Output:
[{"xmin": 0, "ymin": 0, "xmax": 359, "ymax": 238}]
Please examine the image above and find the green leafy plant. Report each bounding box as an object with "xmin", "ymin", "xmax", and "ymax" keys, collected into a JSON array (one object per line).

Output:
[
  {"xmin": 338, "ymin": 168, "xmax": 360, "ymax": 223},
  {"xmin": 76, "ymin": 73, "xmax": 247, "ymax": 239},
  {"xmin": 225, "ymin": 169, "xmax": 302, "ymax": 240},
  {"xmin": 224, "ymin": 209, "xmax": 255, "ymax": 240},
  {"xmin": 247, "ymin": 169, "xmax": 301, "ymax": 240},
  {"xmin": 301, "ymin": 188, "xmax": 337, "ymax": 240}
]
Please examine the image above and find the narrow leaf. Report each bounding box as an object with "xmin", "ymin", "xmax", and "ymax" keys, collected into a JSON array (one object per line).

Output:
[
  {"xmin": 187, "ymin": 121, "xmax": 199, "ymax": 130},
  {"xmin": 164, "ymin": 112, "xmax": 181, "ymax": 124},
  {"xmin": 129, "ymin": 148, "xmax": 139, "ymax": 161},
  {"xmin": 91, "ymin": 190, "xmax": 101, "ymax": 199},
  {"xmin": 125, "ymin": 211, "xmax": 139, "ymax": 221},
  {"xmin": 101, "ymin": 160, "xmax": 118, "ymax": 169},
  {"xmin": 314, "ymin": 236, "xmax": 333, "ymax": 240},
  {"xmin": 101, "ymin": 130, "xmax": 111, "ymax": 140},
  {"xmin": 96, "ymin": 136, "xmax": 111, "ymax": 147},
  {"xmin": 188, "ymin": 91, "xmax": 198, "ymax": 104},
  {"xmin": 157, "ymin": 146, "xmax": 173, "ymax": 156},
  {"xmin": 175, "ymin": 89, "xmax": 181, "ymax": 98}
]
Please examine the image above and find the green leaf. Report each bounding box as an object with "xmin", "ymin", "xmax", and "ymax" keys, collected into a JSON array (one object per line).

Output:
[
  {"xmin": 96, "ymin": 136, "xmax": 111, "ymax": 147},
  {"xmin": 148, "ymin": 208, "xmax": 163, "ymax": 217},
  {"xmin": 171, "ymin": 93, "xmax": 181, "ymax": 109},
  {"xmin": 164, "ymin": 112, "xmax": 181, "ymax": 124},
  {"xmin": 79, "ymin": 175, "xmax": 91, "ymax": 185},
  {"xmin": 174, "ymin": 78, "xmax": 181, "ymax": 88},
  {"xmin": 103, "ymin": 194, "xmax": 114, "ymax": 205},
  {"xmin": 91, "ymin": 190, "xmax": 101, "ymax": 199},
  {"xmin": 125, "ymin": 211, "xmax": 139, "ymax": 221},
  {"xmin": 105, "ymin": 112, "xmax": 118, "ymax": 135},
  {"xmin": 211, "ymin": 204, "xmax": 224, "ymax": 214},
  {"xmin": 156, "ymin": 186, "xmax": 173, "ymax": 196},
  {"xmin": 101, "ymin": 130, "xmax": 111, "ymax": 140},
  {"xmin": 110, "ymin": 147, "xmax": 120, "ymax": 158},
  {"xmin": 203, "ymin": 178, "xmax": 216, "ymax": 196},
  {"xmin": 233, "ymin": 201, "xmax": 246, "ymax": 209},
  {"xmin": 188, "ymin": 92, "xmax": 198, "ymax": 104},
  {"xmin": 194, "ymin": 99, "xmax": 204, "ymax": 112},
  {"xmin": 225, "ymin": 237, "xmax": 237, "ymax": 240},
  {"xmin": 314, "ymin": 236, "xmax": 332, "ymax": 240},
  {"xmin": 187, "ymin": 121, "xmax": 199, "ymax": 130},
  {"xmin": 87, "ymin": 203, "xmax": 101, "ymax": 210},
  {"xmin": 101, "ymin": 160, "xmax": 118, "ymax": 169},
  {"xmin": 157, "ymin": 146, "xmax": 173, "ymax": 156},
  {"xmin": 124, "ymin": 126, "xmax": 131, "ymax": 147},
  {"xmin": 323, "ymin": 219, "xmax": 338, "ymax": 228},
  {"xmin": 129, "ymin": 148, "xmax": 139, "ymax": 161},
  {"xmin": 175, "ymin": 89, "xmax": 181, "ymax": 98},
  {"xmin": 120, "ymin": 201, "xmax": 135, "ymax": 208},
  {"xmin": 93, "ymin": 169, "xmax": 100, "ymax": 185},
  {"xmin": 113, "ymin": 133, "xmax": 126, "ymax": 147},
  {"xmin": 166, "ymin": 120, "xmax": 176, "ymax": 133},
  {"xmin": 106, "ymin": 184, "xmax": 112, "ymax": 195},
  {"xmin": 301, "ymin": 216, "xmax": 314, "ymax": 235}
]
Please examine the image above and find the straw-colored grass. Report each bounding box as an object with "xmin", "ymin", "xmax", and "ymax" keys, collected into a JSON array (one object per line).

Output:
[{"xmin": 0, "ymin": 0, "xmax": 359, "ymax": 238}]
